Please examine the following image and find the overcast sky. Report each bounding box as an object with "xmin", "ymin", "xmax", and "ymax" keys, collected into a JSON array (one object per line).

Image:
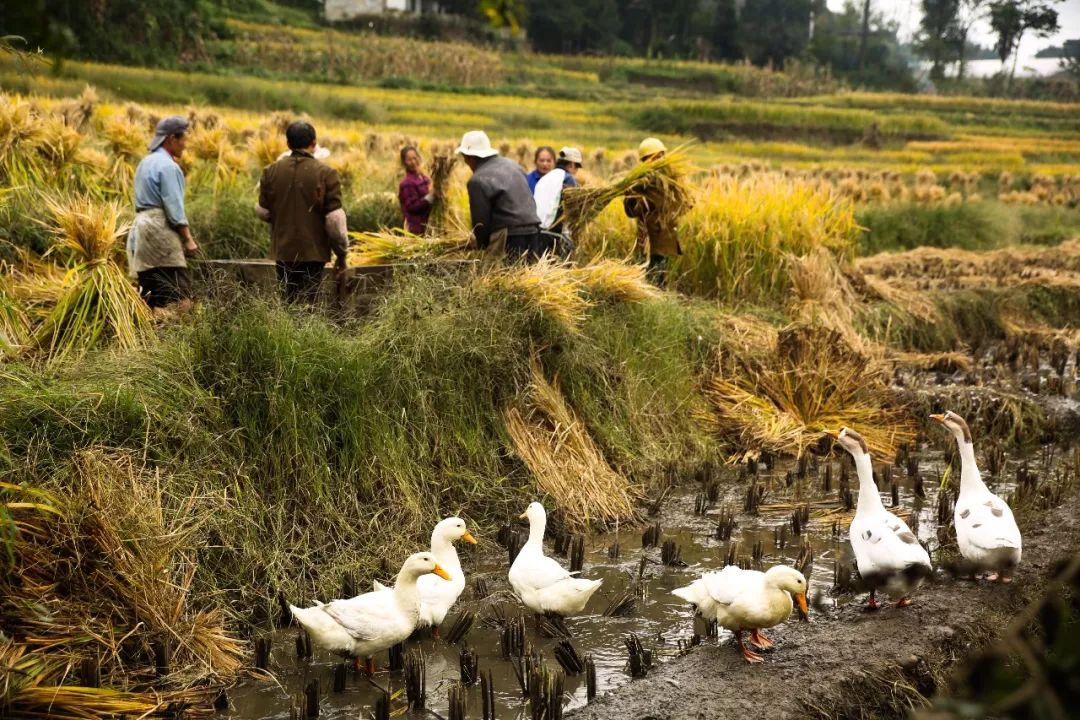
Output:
[{"xmin": 827, "ymin": 0, "xmax": 1080, "ymax": 62}]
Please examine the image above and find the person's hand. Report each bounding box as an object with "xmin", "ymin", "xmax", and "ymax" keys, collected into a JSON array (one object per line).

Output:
[
  {"xmin": 184, "ymin": 238, "xmax": 199, "ymax": 254},
  {"xmin": 334, "ymin": 255, "xmax": 347, "ymax": 278},
  {"xmin": 423, "ymin": 192, "xmax": 435, "ymax": 204}
]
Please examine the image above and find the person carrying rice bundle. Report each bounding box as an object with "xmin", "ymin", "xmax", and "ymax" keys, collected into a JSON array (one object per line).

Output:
[
  {"xmin": 624, "ymin": 137, "xmax": 680, "ymax": 286},
  {"xmin": 129, "ymin": 116, "xmax": 198, "ymax": 310}
]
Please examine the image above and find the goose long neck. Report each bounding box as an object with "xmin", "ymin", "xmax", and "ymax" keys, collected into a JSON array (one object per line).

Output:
[
  {"xmin": 526, "ymin": 513, "xmax": 546, "ymax": 548},
  {"xmin": 956, "ymin": 440, "xmax": 987, "ymax": 496},
  {"xmin": 430, "ymin": 533, "xmax": 461, "ymax": 572},
  {"xmin": 854, "ymin": 454, "xmax": 883, "ymax": 513}
]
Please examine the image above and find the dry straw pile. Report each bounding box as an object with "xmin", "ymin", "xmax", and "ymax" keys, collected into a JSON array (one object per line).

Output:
[
  {"xmin": 505, "ymin": 357, "xmax": 641, "ymax": 529},
  {"xmin": 0, "ymin": 451, "xmax": 244, "ymax": 718}
]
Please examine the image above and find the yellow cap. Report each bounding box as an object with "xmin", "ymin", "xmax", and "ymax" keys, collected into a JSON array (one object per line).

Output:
[{"xmin": 638, "ymin": 137, "xmax": 667, "ymax": 160}]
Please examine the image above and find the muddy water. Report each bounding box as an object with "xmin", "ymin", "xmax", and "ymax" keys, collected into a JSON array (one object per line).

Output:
[{"xmin": 225, "ymin": 448, "xmax": 1029, "ymax": 720}]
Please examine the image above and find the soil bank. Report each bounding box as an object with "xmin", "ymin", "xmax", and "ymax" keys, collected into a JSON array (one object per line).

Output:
[{"xmin": 568, "ymin": 492, "xmax": 1080, "ymax": 720}]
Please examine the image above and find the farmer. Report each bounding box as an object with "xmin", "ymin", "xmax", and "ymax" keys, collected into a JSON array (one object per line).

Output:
[
  {"xmin": 534, "ymin": 146, "xmax": 582, "ymax": 251},
  {"xmin": 624, "ymin": 137, "xmax": 679, "ymax": 286},
  {"xmin": 526, "ymin": 146, "xmax": 556, "ymax": 193},
  {"xmin": 130, "ymin": 115, "xmax": 198, "ymax": 310},
  {"xmin": 457, "ymin": 130, "xmax": 542, "ymax": 263},
  {"xmin": 398, "ymin": 145, "xmax": 433, "ymax": 235},
  {"xmin": 256, "ymin": 121, "xmax": 348, "ymax": 304}
]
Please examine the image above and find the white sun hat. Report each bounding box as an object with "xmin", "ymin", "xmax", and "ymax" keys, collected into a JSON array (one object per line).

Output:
[
  {"xmin": 558, "ymin": 147, "xmax": 583, "ymax": 164},
  {"xmin": 456, "ymin": 130, "xmax": 499, "ymax": 158}
]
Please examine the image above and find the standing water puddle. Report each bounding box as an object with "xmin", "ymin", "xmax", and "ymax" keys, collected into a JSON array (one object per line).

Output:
[{"xmin": 226, "ymin": 445, "xmax": 1059, "ymax": 719}]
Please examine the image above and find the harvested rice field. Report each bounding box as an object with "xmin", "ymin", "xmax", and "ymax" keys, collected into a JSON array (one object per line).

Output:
[{"xmin": 2, "ymin": 22, "xmax": 1080, "ymax": 720}]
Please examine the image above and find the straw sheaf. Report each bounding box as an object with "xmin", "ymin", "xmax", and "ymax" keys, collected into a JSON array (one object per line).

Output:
[{"xmin": 505, "ymin": 356, "xmax": 641, "ymax": 529}]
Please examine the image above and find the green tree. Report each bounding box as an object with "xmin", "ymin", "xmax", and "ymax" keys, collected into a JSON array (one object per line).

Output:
[
  {"xmin": 916, "ymin": 0, "xmax": 961, "ymax": 81},
  {"xmin": 989, "ymin": 0, "xmax": 1061, "ymax": 88},
  {"xmin": 954, "ymin": 0, "xmax": 987, "ymax": 78},
  {"xmin": 740, "ymin": 0, "xmax": 814, "ymax": 67}
]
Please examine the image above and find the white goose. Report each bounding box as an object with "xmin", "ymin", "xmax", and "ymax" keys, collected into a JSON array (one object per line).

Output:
[
  {"xmin": 289, "ymin": 552, "xmax": 450, "ymax": 674},
  {"xmin": 508, "ymin": 502, "xmax": 602, "ymax": 616},
  {"xmin": 372, "ymin": 517, "xmax": 477, "ymax": 637},
  {"xmin": 832, "ymin": 427, "xmax": 932, "ymax": 609},
  {"xmin": 672, "ymin": 564, "xmax": 809, "ymax": 663},
  {"xmin": 931, "ymin": 411, "xmax": 1022, "ymax": 582}
]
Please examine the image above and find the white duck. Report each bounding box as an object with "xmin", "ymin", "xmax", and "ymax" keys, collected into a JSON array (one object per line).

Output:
[
  {"xmin": 508, "ymin": 502, "xmax": 602, "ymax": 616},
  {"xmin": 832, "ymin": 427, "xmax": 932, "ymax": 609},
  {"xmin": 289, "ymin": 552, "xmax": 450, "ymax": 674},
  {"xmin": 672, "ymin": 564, "xmax": 809, "ymax": 663},
  {"xmin": 372, "ymin": 516, "xmax": 477, "ymax": 637},
  {"xmin": 931, "ymin": 411, "xmax": 1022, "ymax": 582}
]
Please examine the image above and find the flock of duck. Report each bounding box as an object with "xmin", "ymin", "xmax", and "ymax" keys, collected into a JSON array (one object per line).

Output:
[{"xmin": 290, "ymin": 410, "xmax": 1023, "ymax": 672}]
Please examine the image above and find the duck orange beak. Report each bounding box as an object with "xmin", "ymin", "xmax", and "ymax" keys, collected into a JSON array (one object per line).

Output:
[
  {"xmin": 433, "ymin": 563, "xmax": 452, "ymax": 581},
  {"xmin": 518, "ymin": 511, "xmax": 528, "ymax": 520},
  {"xmin": 794, "ymin": 592, "xmax": 809, "ymax": 620},
  {"xmin": 929, "ymin": 414, "xmax": 946, "ymax": 423},
  {"xmin": 462, "ymin": 531, "xmax": 477, "ymax": 545},
  {"xmin": 824, "ymin": 429, "xmax": 839, "ymax": 439}
]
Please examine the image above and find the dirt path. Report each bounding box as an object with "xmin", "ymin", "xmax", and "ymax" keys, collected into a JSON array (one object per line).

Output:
[{"xmin": 568, "ymin": 493, "xmax": 1080, "ymax": 720}]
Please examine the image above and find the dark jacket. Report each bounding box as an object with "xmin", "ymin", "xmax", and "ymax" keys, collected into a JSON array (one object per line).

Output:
[
  {"xmin": 259, "ymin": 150, "xmax": 345, "ymax": 263},
  {"xmin": 624, "ymin": 195, "xmax": 680, "ymax": 258},
  {"xmin": 466, "ymin": 156, "xmax": 540, "ymax": 249}
]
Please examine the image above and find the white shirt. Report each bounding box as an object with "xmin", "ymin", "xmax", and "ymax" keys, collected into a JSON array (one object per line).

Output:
[{"xmin": 533, "ymin": 168, "xmax": 567, "ymax": 230}]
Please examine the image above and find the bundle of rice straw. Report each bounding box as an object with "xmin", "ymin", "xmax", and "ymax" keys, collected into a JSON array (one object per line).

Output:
[
  {"xmin": 427, "ymin": 144, "xmax": 459, "ymax": 236},
  {"xmin": 562, "ymin": 147, "xmax": 694, "ymax": 238},
  {"xmin": 347, "ymin": 229, "xmax": 473, "ymax": 267},
  {"xmin": 703, "ymin": 324, "xmax": 913, "ymax": 461},
  {"xmin": 568, "ymin": 259, "xmax": 662, "ymax": 303},
  {"xmin": 475, "ymin": 258, "xmax": 591, "ymax": 329},
  {"xmin": 34, "ymin": 195, "xmax": 153, "ymax": 362},
  {"xmin": 505, "ymin": 356, "xmax": 641, "ymax": 529}
]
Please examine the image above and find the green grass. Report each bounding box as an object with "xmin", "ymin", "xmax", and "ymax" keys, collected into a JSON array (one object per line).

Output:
[
  {"xmin": 630, "ymin": 99, "xmax": 951, "ymax": 143},
  {"xmin": 856, "ymin": 202, "xmax": 1018, "ymax": 254},
  {"xmin": 0, "ymin": 272, "xmax": 723, "ymax": 621}
]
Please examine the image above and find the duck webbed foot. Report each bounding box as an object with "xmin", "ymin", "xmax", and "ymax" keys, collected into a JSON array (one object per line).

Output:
[
  {"xmin": 748, "ymin": 629, "xmax": 774, "ymax": 650},
  {"xmin": 735, "ymin": 630, "xmax": 765, "ymax": 664}
]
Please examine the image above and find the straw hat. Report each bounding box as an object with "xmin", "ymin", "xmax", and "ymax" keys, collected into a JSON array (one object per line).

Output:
[
  {"xmin": 456, "ymin": 130, "xmax": 499, "ymax": 158},
  {"xmin": 638, "ymin": 137, "xmax": 667, "ymax": 160}
]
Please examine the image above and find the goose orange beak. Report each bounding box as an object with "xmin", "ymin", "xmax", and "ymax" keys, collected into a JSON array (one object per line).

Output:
[
  {"xmin": 433, "ymin": 563, "xmax": 452, "ymax": 581},
  {"xmin": 929, "ymin": 414, "xmax": 946, "ymax": 423},
  {"xmin": 518, "ymin": 512, "xmax": 528, "ymax": 520},
  {"xmin": 824, "ymin": 429, "xmax": 839, "ymax": 439},
  {"xmin": 462, "ymin": 531, "xmax": 477, "ymax": 545},
  {"xmin": 794, "ymin": 592, "xmax": 809, "ymax": 620}
]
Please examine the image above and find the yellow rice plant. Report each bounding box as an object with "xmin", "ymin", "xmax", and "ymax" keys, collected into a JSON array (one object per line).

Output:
[
  {"xmin": 703, "ymin": 324, "xmax": 914, "ymax": 462},
  {"xmin": 0, "ymin": 94, "xmax": 47, "ymax": 184},
  {"xmin": 56, "ymin": 84, "xmax": 99, "ymax": 132},
  {"xmin": 187, "ymin": 124, "xmax": 231, "ymax": 161},
  {"xmin": 572, "ymin": 198, "xmax": 637, "ymax": 261},
  {"xmin": 35, "ymin": 117, "xmax": 83, "ymax": 175},
  {"xmin": 673, "ymin": 175, "xmax": 860, "ymax": 304},
  {"xmin": 475, "ymin": 258, "xmax": 592, "ymax": 329},
  {"xmin": 568, "ymin": 259, "xmax": 662, "ymax": 303},
  {"xmin": 100, "ymin": 115, "xmax": 148, "ymax": 193},
  {"xmin": 34, "ymin": 195, "xmax": 153, "ymax": 363},
  {"xmin": 504, "ymin": 357, "xmax": 641, "ymax": 529},
  {"xmin": 427, "ymin": 146, "xmax": 460, "ymax": 236},
  {"xmin": 248, "ymin": 130, "xmax": 287, "ymax": 168},
  {"xmin": 347, "ymin": 229, "xmax": 472, "ymax": 266}
]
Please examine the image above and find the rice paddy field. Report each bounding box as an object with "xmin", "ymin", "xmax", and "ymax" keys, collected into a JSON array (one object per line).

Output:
[{"xmin": 2, "ymin": 23, "xmax": 1080, "ymax": 720}]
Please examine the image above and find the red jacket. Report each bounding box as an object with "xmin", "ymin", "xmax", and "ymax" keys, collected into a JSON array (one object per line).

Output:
[{"xmin": 398, "ymin": 171, "xmax": 432, "ymax": 235}]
